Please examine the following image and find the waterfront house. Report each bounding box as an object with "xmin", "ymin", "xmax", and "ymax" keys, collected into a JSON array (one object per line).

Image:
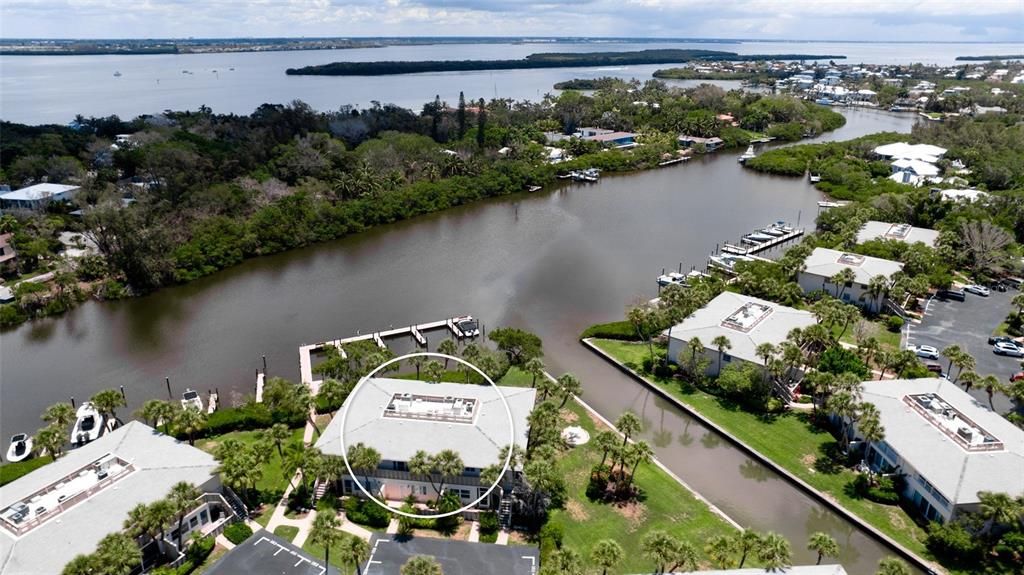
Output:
[
  {"xmin": 855, "ymin": 220, "xmax": 940, "ymax": 248},
  {"xmin": 315, "ymin": 378, "xmax": 536, "ymax": 510},
  {"xmin": 664, "ymin": 292, "xmax": 817, "ymax": 378},
  {"xmin": 0, "ymin": 422, "xmax": 242, "ymax": 575},
  {"xmin": 872, "ymin": 142, "xmax": 946, "ymax": 163},
  {"xmin": 936, "ymin": 188, "xmax": 989, "ymax": 203},
  {"xmin": 0, "ymin": 183, "xmax": 81, "ymax": 211},
  {"xmin": 890, "ymin": 158, "xmax": 940, "ymax": 179},
  {"xmin": 797, "ymin": 248, "xmax": 903, "ymax": 312},
  {"xmin": 854, "ymin": 378, "xmax": 1024, "ymax": 522},
  {"xmin": 364, "ymin": 533, "xmax": 540, "ymax": 575},
  {"xmin": 677, "ymin": 135, "xmax": 724, "ymax": 152},
  {"xmin": 576, "ymin": 127, "xmax": 638, "ymax": 148}
]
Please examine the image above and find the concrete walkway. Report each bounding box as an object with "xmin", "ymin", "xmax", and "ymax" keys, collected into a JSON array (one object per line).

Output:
[
  {"xmin": 495, "ymin": 529, "xmax": 509, "ymax": 545},
  {"xmin": 340, "ymin": 516, "xmax": 373, "ymax": 540},
  {"xmin": 386, "ymin": 518, "xmax": 400, "ymax": 535},
  {"xmin": 214, "ymin": 534, "xmax": 236, "ymax": 551},
  {"xmin": 467, "ymin": 521, "xmax": 479, "ymax": 543}
]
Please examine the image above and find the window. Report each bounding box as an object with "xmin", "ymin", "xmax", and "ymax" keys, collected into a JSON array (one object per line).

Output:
[
  {"xmin": 420, "ymin": 486, "xmax": 427, "ymax": 495},
  {"xmin": 723, "ymin": 354, "xmax": 732, "ymax": 362},
  {"xmin": 393, "ymin": 461, "xmax": 408, "ymax": 471},
  {"xmin": 199, "ymin": 510, "xmax": 209, "ymax": 524},
  {"xmin": 189, "ymin": 516, "xmax": 199, "ymax": 529}
]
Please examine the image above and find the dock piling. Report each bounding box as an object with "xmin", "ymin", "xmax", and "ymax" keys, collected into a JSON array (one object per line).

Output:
[
  {"xmin": 71, "ymin": 396, "xmax": 76, "ymax": 408},
  {"xmin": 119, "ymin": 386, "xmax": 126, "ymax": 401},
  {"xmin": 165, "ymin": 377, "xmax": 172, "ymax": 400}
]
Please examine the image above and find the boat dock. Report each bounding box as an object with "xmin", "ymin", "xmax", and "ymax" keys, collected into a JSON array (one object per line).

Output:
[
  {"xmin": 298, "ymin": 317, "xmax": 474, "ymax": 385},
  {"xmin": 255, "ymin": 372, "xmax": 265, "ymax": 403},
  {"xmin": 723, "ymin": 227, "xmax": 804, "ymax": 256}
]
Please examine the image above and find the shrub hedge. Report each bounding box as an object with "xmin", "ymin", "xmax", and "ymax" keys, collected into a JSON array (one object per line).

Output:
[
  {"xmin": 224, "ymin": 522, "xmax": 254, "ymax": 545},
  {"xmin": 580, "ymin": 321, "xmax": 640, "ymax": 341},
  {"xmin": 344, "ymin": 496, "xmax": 391, "ymax": 529}
]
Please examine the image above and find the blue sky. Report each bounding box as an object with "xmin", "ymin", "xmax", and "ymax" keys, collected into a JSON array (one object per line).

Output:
[{"xmin": 1, "ymin": 0, "xmax": 1022, "ymax": 41}]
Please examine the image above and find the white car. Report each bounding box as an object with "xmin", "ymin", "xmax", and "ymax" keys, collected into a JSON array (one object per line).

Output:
[
  {"xmin": 964, "ymin": 284, "xmax": 990, "ymax": 297},
  {"xmin": 993, "ymin": 341, "xmax": 1024, "ymax": 357},
  {"xmin": 912, "ymin": 345, "xmax": 939, "ymax": 360}
]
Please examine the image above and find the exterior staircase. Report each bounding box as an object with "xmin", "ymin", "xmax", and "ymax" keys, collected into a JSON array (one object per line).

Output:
[
  {"xmin": 497, "ymin": 495, "xmax": 513, "ymax": 528},
  {"xmin": 312, "ymin": 479, "xmax": 328, "ymax": 503}
]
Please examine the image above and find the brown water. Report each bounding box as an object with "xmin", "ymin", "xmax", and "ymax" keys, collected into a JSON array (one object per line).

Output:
[{"xmin": 0, "ymin": 108, "xmax": 921, "ymax": 573}]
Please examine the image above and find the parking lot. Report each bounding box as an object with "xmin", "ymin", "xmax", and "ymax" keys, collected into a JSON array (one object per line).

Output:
[
  {"xmin": 204, "ymin": 534, "xmax": 335, "ymax": 575},
  {"xmin": 907, "ymin": 288, "xmax": 1020, "ymax": 412}
]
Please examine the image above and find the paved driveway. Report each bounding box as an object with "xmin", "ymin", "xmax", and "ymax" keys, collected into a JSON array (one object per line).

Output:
[{"xmin": 906, "ymin": 289, "xmax": 1020, "ymax": 412}]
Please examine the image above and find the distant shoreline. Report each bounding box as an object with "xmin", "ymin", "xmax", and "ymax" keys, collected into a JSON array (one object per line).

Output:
[
  {"xmin": 286, "ymin": 49, "xmax": 845, "ymax": 76},
  {"xmin": 955, "ymin": 54, "xmax": 1024, "ymax": 61}
]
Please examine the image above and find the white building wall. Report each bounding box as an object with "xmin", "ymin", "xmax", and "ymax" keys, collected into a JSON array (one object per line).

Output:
[
  {"xmin": 797, "ymin": 272, "xmax": 882, "ymax": 312},
  {"xmin": 667, "ymin": 337, "xmax": 752, "ymax": 377}
]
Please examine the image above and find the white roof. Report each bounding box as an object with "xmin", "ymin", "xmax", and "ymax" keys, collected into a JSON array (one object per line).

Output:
[
  {"xmin": 940, "ymin": 188, "xmax": 989, "ymax": 202},
  {"xmin": 860, "ymin": 378, "xmax": 1024, "ymax": 506},
  {"xmin": 664, "ymin": 292, "xmax": 817, "ymax": 365},
  {"xmin": 0, "ymin": 183, "xmax": 80, "ymax": 202},
  {"xmin": 856, "ymin": 221, "xmax": 939, "ymax": 248},
  {"xmin": 315, "ymin": 379, "xmax": 535, "ymax": 469},
  {"xmin": 888, "ymin": 171, "xmax": 923, "ymax": 186},
  {"xmin": 0, "ymin": 422, "xmax": 219, "ymax": 575},
  {"xmin": 891, "ymin": 158, "xmax": 940, "ymax": 177},
  {"xmin": 873, "ymin": 142, "xmax": 947, "ymax": 161},
  {"xmin": 802, "ymin": 247, "xmax": 904, "ymax": 283}
]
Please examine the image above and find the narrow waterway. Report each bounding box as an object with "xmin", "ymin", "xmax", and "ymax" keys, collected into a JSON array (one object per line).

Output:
[{"xmin": 0, "ymin": 109, "xmax": 920, "ymax": 573}]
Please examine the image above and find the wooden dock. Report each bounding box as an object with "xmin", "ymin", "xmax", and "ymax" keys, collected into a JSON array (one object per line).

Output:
[
  {"xmin": 255, "ymin": 372, "xmax": 265, "ymax": 403},
  {"xmin": 298, "ymin": 317, "xmax": 472, "ymax": 386},
  {"xmin": 722, "ymin": 228, "xmax": 804, "ymax": 256}
]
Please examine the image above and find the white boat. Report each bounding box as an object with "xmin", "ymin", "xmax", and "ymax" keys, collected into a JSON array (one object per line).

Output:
[
  {"xmin": 450, "ymin": 316, "xmax": 480, "ymax": 338},
  {"xmin": 6, "ymin": 434, "xmax": 33, "ymax": 463},
  {"xmin": 738, "ymin": 145, "xmax": 756, "ymax": 163},
  {"xmin": 709, "ymin": 254, "xmax": 752, "ymax": 271},
  {"xmin": 181, "ymin": 389, "xmax": 204, "ymax": 412},
  {"xmin": 809, "ymin": 173, "xmax": 822, "ymax": 183},
  {"xmin": 771, "ymin": 221, "xmax": 796, "ymax": 233},
  {"xmin": 742, "ymin": 232, "xmax": 775, "ymax": 244},
  {"xmin": 761, "ymin": 226, "xmax": 787, "ymax": 237},
  {"xmin": 657, "ymin": 272, "xmax": 687, "ymax": 287},
  {"xmin": 71, "ymin": 402, "xmax": 105, "ymax": 446}
]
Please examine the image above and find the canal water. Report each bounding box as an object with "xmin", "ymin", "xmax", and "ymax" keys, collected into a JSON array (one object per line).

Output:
[{"xmin": 1, "ymin": 108, "xmax": 919, "ymax": 573}]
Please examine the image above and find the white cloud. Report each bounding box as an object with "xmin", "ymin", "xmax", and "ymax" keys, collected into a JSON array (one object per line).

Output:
[{"xmin": 0, "ymin": 0, "xmax": 1021, "ymax": 40}]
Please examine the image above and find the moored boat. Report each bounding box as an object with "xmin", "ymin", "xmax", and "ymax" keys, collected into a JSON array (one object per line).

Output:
[
  {"xmin": 738, "ymin": 145, "xmax": 756, "ymax": 163},
  {"xmin": 71, "ymin": 402, "xmax": 105, "ymax": 446},
  {"xmin": 6, "ymin": 434, "xmax": 33, "ymax": 463},
  {"xmin": 181, "ymin": 389, "xmax": 204, "ymax": 411}
]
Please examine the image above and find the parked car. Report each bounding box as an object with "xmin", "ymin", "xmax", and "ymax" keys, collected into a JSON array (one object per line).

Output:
[
  {"xmin": 988, "ymin": 335, "xmax": 1020, "ymax": 346},
  {"xmin": 912, "ymin": 344, "xmax": 940, "ymax": 360},
  {"xmin": 993, "ymin": 342, "xmax": 1024, "ymax": 357},
  {"xmin": 990, "ymin": 282, "xmax": 1008, "ymax": 292},
  {"xmin": 1004, "ymin": 276, "xmax": 1023, "ymax": 290},
  {"xmin": 964, "ymin": 284, "xmax": 990, "ymax": 297},
  {"xmin": 924, "ymin": 363, "xmax": 944, "ymax": 376},
  {"xmin": 938, "ymin": 289, "xmax": 965, "ymax": 301},
  {"xmin": 1010, "ymin": 372, "xmax": 1024, "ymax": 383}
]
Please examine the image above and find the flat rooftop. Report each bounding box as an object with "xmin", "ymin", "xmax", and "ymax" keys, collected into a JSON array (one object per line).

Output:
[
  {"xmin": 802, "ymin": 247, "xmax": 904, "ymax": 284},
  {"xmin": 860, "ymin": 378, "xmax": 1024, "ymax": 506},
  {"xmin": 316, "ymin": 379, "xmax": 536, "ymax": 469},
  {"xmin": 0, "ymin": 422, "xmax": 219, "ymax": 575},
  {"xmin": 856, "ymin": 220, "xmax": 939, "ymax": 247},
  {"xmin": 365, "ymin": 534, "xmax": 539, "ymax": 575},
  {"xmin": 720, "ymin": 301, "xmax": 773, "ymax": 333}
]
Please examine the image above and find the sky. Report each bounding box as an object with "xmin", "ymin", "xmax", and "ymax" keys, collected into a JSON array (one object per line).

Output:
[{"xmin": 1, "ymin": 0, "xmax": 1022, "ymax": 42}]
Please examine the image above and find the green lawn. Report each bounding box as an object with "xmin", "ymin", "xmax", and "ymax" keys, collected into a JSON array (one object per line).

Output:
[
  {"xmin": 254, "ymin": 505, "xmax": 276, "ymax": 527},
  {"xmin": 548, "ymin": 399, "xmax": 738, "ymax": 573},
  {"xmin": 196, "ymin": 427, "xmax": 304, "ymax": 494},
  {"xmin": 192, "ymin": 545, "xmax": 229, "ymax": 575},
  {"xmin": 301, "ymin": 529, "xmax": 363, "ymax": 571},
  {"xmin": 0, "ymin": 455, "xmax": 53, "ymax": 486},
  {"xmin": 589, "ymin": 339, "xmax": 931, "ymax": 559},
  {"xmin": 834, "ymin": 319, "xmax": 902, "ymax": 351},
  {"xmin": 273, "ymin": 525, "xmax": 299, "ymax": 542}
]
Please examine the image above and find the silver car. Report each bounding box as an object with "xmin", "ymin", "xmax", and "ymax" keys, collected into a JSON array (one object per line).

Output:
[
  {"xmin": 964, "ymin": 284, "xmax": 990, "ymax": 297},
  {"xmin": 993, "ymin": 341, "xmax": 1024, "ymax": 357},
  {"xmin": 912, "ymin": 345, "xmax": 939, "ymax": 360}
]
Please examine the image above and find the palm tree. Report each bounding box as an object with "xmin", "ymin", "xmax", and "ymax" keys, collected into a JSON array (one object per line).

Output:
[
  {"xmin": 736, "ymin": 530, "xmax": 762, "ymax": 568},
  {"xmin": 641, "ymin": 530, "xmax": 678, "ymax": 574},
  {"xmin": 35, "ymin": 423, "xmax": 66, "ymax": 459},
  {"xmin": 941, "ymin": 345, "xmax": 962, "ymax": 377},
  {"xmin": 980, "ymin": 375, "xmax": 1003, "ymax": 410},
  {"xmin": 90, "ymin": 388, "xmax": 126, "ymax": 427},
  {"xmin": 168, "ymin": 481, "xmax": 200, "ymax": 551},
  {"xmin": 536, "ymin": 375, "xmax": 558, "ymax": 401},
  {"xmin": 711, "ymin": 335, "xmax": 732, "ymax": 376},
  {"xmin": 807, "ymin": 532, "xmax": 839, "ymax": 565},
  {"xmin": 409, "ymin": 355, "xmax": 426, "ymax": 379},
  {"xmin": 424, "ymin": 360, "xmax": 444, "ymax": 383},
  {"xmin": 346, "ymin": 442, "xmax": 382, "ymax": 492},
  {"xmin": 977, "ymin": 490, "xmax": 1020, "ymax": 534},
  {"xmin": 668, "ymin": 540, "xmax": 699, "ymax": 573},
  {"xmin": 526, "ymin": 401, "xmax": 560, "ymax": 454},
  {"xmin": 858, "ymin": 405, "xmax": 885, "ymax": 462},
  {"xmin": 524, "ymin": 357, "xmax": 545, "ymax": 388},
  {"xmin": 401, "ymin": 555, "xmax": 442, "ymax": 575},
  {"xmin": 755, "ymin": 342, "xmax": 777, "ymax": 369},
  {"xmin": 951, "ymin": 351, "xmax": 976, "ymax": 383},
  {"xmin": 705, "ymin": 534, "xmax": 738, "ymax": 569},
  {"xmin": 42, "ymin": 402, "xmax": 76, "ymax": 428},
  {"xmin": 340, "ymin": 535, "xmax": 371, "ymax": 575},
  {"xmin": 318, "ymin": 379, "xmax": 349, "ymax": 414},
  {"xmin": 61, "ymin": 554, "xmax": 98, "ymax": 575},
  {"xmin": 614, "ymin": 411, "xmax": 642, "ymax": 448},
  {"xmin": 95, "ymin": 532, "xmax": 140, "ymax": 575},
  {"xmin": 1013, "ymin": 292, "xmax": 1024, "ymax": 316},
  {"xmin": 867, "ymin": 274, "xmax": 890, "ymax": 312},
  {"xmin": 593, "ymin": 430, "xmax": 619, "ymax": 474},
  {"xmin": 875, "ymin": 557, "xmax": 911, "ymax": 575},
  {"xmin": 959, "ymin": 370, "xmax": 979, "ymax": 393},
  {"xmin": 310, "ymin": 512, "xmax": 342, "ymax": 568},
  {"xmin": 175, "ymin": 406, "xmax": 207, "ymax": 446},
  {"xmin": 549, "ymin": 548, "xmax": 583, "ymax": 575},
  {"xmin": 437, "ymin": 339, "xmax": 458, "ymax": 369},
  {"xmin": 138, "ymin": 399, "xmax": 176, "ymax": 433},
  {"xmin": 685, "ymin": 337, "xmax": 703, "ymax": 376},
  {"xmin": 756, "ymin": 531, "xmax": 792, "ymax": 570},
  {"xmin": 830, "ymin": 268, "xmax": 856, "ymax": 300},
  {"xmin": 590, "ymin": 539, "xmax": 623, "ymax": 575},
  {"xmin": 268, "ymin": 423, "xmax": 291, "ymax": 459},
  {"xmin": 556, "ymin": 373, "xmax": 582, "ymax": 408},
  {"xmin": 123, "ymin": 503, "xmax": 150, "ymax": 539},
  {"xmin": 624, "ymin": 440, "xmax": 653, "ymax": 490}
]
